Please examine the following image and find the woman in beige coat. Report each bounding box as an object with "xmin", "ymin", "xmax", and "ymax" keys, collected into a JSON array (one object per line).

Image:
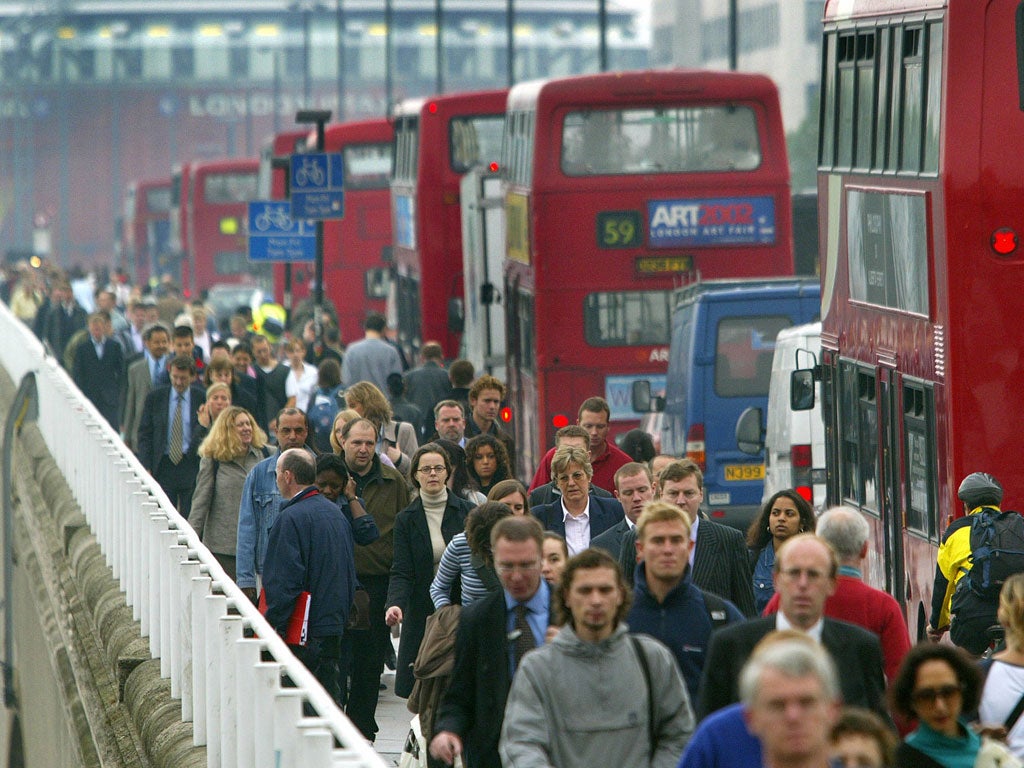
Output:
[{"xmin": 189, "ymin": 406, "xmax": 274, "ymax": 580}]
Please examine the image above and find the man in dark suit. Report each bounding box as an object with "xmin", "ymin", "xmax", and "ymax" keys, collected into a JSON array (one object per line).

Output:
[
  {"xmin": 697, "ymin": 534, "xmax": 887, "ymax": 721},
  {"xmin": 403, "ymin": 341, "xmax": 453, "ymax": 441},
  {"xmin": 40, "ymin": 281, "xmax": 87, "ymax": 365},
  {"xmin": 621, "ymin": 459, "xmax": 757, "ymax": 616},
  {"xmin": 137, "ymin": 355, "xmax": 206, "ymax": 518},
  {"xmin": 72, "ymin": 311, "xmax": 126, "ymax": 430},
  {"xmin": 531, "ymin": 445, "xmax": 625, "ymax": 556},
  {"xmin": 592, "ymin": 462, "xmax": 655, "ymax": 559},
  {"xmin": 431, "ymin": 516, "xmax": 551, "ymax": 768}
]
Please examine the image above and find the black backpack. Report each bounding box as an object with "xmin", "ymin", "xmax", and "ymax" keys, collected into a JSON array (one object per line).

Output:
[{"xmin": 965, "ymin": 507, "xmax": 1024, "ymax": 600}]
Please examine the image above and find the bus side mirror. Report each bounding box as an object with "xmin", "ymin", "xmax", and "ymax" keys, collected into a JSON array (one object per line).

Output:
[
  {"xmin": 448, "ymin": 297, "xmax": 465, "ymax": 334},
  {"xmin": 736, "ymin": 406, "xmax": 764, "ymax": 455},
  {"xmin": 633, "ymin": 380, "xmax": 664, "ymax": 413},
  {"xmin": 791, "ymin": 369, "xmax": 816, "ymax": 411}
]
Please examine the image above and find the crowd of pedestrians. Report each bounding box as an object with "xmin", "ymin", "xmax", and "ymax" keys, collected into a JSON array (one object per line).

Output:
[{"xmin": 10, "ymin": 263, "xmax": 1024, "ymax": 768}]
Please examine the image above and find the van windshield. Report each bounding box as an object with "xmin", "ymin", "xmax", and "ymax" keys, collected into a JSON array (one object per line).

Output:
[{"xmin": 714, "ymin": 316, "xmax": 791, "ymax": 397}]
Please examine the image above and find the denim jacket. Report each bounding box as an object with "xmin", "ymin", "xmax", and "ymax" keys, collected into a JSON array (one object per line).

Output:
[{"xmin": 236, "ymin": 454, "xmax": 282, "ymax": 589}]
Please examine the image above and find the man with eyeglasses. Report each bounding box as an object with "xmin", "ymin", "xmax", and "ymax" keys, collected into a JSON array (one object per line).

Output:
[
  {"xmin": 763, "ymin": 506, "xmax": 911, "ymax": 682},
  {"xmin": 698, "ymin": 533, "xmax": 887, "ymax": 722},
  {"xmin": 431, "ymin": 516, "xmax": 553, "ymax": 768},
  {"xmin": 619, "ymin": 460, "xmax": 756, "ymax": 616}
]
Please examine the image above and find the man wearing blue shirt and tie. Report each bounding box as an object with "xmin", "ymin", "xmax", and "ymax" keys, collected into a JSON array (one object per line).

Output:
[
  {"xmin": 431, "ymin": 516, "xmax": 551, "ymax": 768},
  {"xmin": 137, "ymin": 355, "xmax": 206, "ymax": 518}
]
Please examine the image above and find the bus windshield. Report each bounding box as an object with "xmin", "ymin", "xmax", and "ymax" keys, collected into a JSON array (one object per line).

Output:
[{"xmin": 561, "ymin": 105, "xmax": 761, "ymax": 175}]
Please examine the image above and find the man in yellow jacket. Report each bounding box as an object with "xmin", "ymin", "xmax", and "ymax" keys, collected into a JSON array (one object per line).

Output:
[{"xmin": 927, "ymin": 472, "xmax": 1005, "ymax": 655}]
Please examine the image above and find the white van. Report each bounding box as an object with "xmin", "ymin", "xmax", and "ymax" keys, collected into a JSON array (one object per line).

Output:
[{"xmin": 737, "ymin": 321, "xmax": 826, "ymax": 510}]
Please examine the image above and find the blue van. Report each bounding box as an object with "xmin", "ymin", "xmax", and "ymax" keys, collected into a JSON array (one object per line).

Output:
[{"xmin": 634, "ymin": 278, "xmax": 821, "ymax": 531}]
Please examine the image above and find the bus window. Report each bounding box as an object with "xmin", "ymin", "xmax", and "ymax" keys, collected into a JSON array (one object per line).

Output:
[
  {"xmin": 904, "ymin": 381, "xmax": 937, "ymax": 538},
  {"xmin": 583, "ymin": 291, "xmax": 671, "ymax": 347},
  {"xmin": 561, "ymin": 106, "xmax": 761, "ymax": 176},
  {"xmin": 450, "ymin": 115, "xmax": 504, "ymax": 173},
  {"xmin": 713, "ymin": 315, "xmax": 791, "ymax": 397},
  {"xmin": 146, "ymin": 186, "xmax": 172, "ymax": 213},
  {"xmin": 204, "ymin": 172, "xmax": 258, "ymax": 204},
  {"xmin": 343, "ymin": 143, "xmax": 392, "ymax": 190},
  {"xmin": 838, "ymin": 362, "xmax": 880, "ymax": 511}
]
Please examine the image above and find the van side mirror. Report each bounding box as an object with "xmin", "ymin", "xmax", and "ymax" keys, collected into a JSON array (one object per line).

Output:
[
  {"xmin": 632, "ymin": 380, "xmax": 664, "ymax": 413},
  {"xmin": 736, "ymin": 406, "xmax": 764, "ymax": 455},
  {"xmin": 791, "ymin": 369, "xmax": 816, "ymax": 411},
  {"xmin": 447, "ymin": 297, "xmax": 465, "ymax": 333}
]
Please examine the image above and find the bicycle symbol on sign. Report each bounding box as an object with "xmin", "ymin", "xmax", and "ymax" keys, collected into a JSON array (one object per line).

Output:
[
  {"xmin": 294, "ymin": 157, "xmax": 326, "ymax": 187},
  {"xmin": 253, "ymin": 204, "xmax": 294, "ymax": 232}
]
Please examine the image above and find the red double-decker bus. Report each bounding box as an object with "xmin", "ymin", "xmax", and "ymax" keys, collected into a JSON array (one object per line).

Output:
[
  {"xmin": 122, "ymin": 177, "xmax": 172, "ymax": 287},
  {"xmin": 503, "ymin": 70, "xmax": 794, "ymax": 478},
  {"xmin": 270, "ymin": 120, "xmax": 394, "ymax": 346},
  {"xmin": 390, "ymin": 89, "xmax": 507, "ymax": 358},
  {"xmin": 815, "ymin": 0, "xmax": 1024, "ymax": 639},
  {"xmin": 184, "ymin": 158, "xmax": 261, "ymax": 298}
]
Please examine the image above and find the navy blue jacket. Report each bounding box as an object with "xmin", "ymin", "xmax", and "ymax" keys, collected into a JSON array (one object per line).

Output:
[
  {"xmin": 531, "ymin": 495, "xmax": 624, "ymax": 543},
  {"xmin": 627, "ymin": 561, "xmax": 743, "ymax": 707},
  {"xmin": 263, "ymin": 486, "xmax": 356, "ymax": 639}
]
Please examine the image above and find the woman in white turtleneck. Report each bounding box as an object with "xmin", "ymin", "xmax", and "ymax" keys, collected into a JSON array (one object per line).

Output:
[{"xmin": 385, "ymin": 443, "xmax": 475, "ymax": 698}]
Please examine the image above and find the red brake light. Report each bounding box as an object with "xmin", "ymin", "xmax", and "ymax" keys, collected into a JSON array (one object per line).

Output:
[
  {"xmin": 489, "ymin": 161, "xmax": 500, "ymax": 173},
  {"xmin": 685, "ymin": 423, "xmax": 706, "ymax": 471},
  {"xmin": 500, "ymin": 407, "xmax": 512, "ymax": 423},
  {"xmin": 795, "ymin": 486, "xmax": 813, "ymax": 502},
  {"xmin": 552, "ymin": 414, "xmax": 569, "ymax": 429},
  {"xmin": 791, "ymin": 444, "xmax": 812, "ymax": 468},
  {"xmin": 428, "ymin": 102, "xmax": 438, "ymax": 114},
  {"xmin": 992, "ymin": 228, "xmax": 1018, "ymax": 255}
]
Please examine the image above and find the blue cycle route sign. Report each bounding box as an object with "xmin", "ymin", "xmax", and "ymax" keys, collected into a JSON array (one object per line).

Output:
[
  {"xmin": 290, "ymin": 152, "xmax": 345, "ymax": 220},
  {"xmin": 247, "ymin": 201, "xmax": 316, "ymax": 263}
]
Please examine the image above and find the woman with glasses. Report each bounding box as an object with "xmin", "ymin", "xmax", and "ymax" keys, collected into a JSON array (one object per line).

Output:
[
  {"xmin": 385, "ymin": 443, "xmax": 474, "ymax": 699},
  {"xmin": 746, "ymin": 489, "xmax": 816, "ymax": 614},
  {"xmin": 891, "ymin": 643, "xmax": 1020, "ymax": 768}
]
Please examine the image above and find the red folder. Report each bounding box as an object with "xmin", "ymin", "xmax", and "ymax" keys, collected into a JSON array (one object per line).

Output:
[{"xmin": 258, "ymin": 590, "xmax": 312, "ymax": 647}]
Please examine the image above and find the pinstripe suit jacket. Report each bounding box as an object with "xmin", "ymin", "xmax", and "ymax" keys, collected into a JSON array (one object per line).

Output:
[{"xmin": 691, "ymin": 518, "xmax": 756, "ymax": 617}]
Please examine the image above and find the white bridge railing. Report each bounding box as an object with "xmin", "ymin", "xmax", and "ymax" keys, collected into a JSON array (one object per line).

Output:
[{"xmin": 0, "ymin": 300, "xmax": 385, "ymax": 768}]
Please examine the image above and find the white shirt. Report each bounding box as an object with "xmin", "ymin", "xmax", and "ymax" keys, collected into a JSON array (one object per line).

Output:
[
  {"xmin": 689, "ymin": 516, "xmax": 700, "ymax": 569},
  {"xmin": 980, "ymin": 660, "xmax": 1024, "ymax": 758},
  {"xmin": 775, "ymin": 611, "xmax": 825, "ymax": 644},
  {"xmin": 561, "ymin": 499, "xmax": 591, "ymax": 556},
  {"xmin": 285, "ymin": 363, "xmax": 319, "ymax": 411}
]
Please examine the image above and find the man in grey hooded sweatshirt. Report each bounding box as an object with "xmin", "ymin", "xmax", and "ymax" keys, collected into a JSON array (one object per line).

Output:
[{"xmin": 499, "ymin": 547, "xmax": 694, "ymax": 768}]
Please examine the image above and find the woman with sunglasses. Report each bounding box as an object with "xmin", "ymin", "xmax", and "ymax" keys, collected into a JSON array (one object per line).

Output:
[{"xmin": 891, "ymin": 643, "xmax": 1020, "ymax": 768}]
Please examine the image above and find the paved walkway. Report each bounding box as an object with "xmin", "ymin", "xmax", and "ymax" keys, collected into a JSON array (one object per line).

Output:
[{"xmin": 372, "ymin": 637, "xmax": 415, "ymax": 765}]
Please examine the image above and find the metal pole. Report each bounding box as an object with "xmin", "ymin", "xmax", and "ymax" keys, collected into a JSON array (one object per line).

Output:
[
  {"xmin": 435, "ymin": 0, "xmax": 443, "ymax": 94},
  {"xmin": 303, "ymin": 6, "xmax": 311, "ymax": 105},
  {"xmin": 385, "ymin": 0, "xmax": 393, "ymax": 114},
  {"xmin": 598, "ymin": 0, "xmax": 607, "ymax": 72},
  {"xmin": 506, "ymin": 0, "xmax": 514, "ymax": 87},
  {"xmin": 728, "ymin": 0, "xmax": 738, "ymax": 71},
  {"xmin": 336, "ymin": 0, "xmax": 345, "ymax": 120}
]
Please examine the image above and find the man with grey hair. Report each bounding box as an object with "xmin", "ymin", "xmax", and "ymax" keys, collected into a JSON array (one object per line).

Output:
[
  {"xmin": 741, "ymin": 639, "xmax": 842, "ymax": 768},
  {"xmin": 762, "ymin": 506, "xmax": 910, "ymax": 681},
  {"xmin": 262, "ymin": 447, "xmax": 355, "ymax": 703}
]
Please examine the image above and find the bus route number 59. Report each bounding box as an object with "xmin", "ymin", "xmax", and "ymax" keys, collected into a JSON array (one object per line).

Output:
[{"xmin": 597, "ymin": 211, "xmax": 642, "ymax": 249}]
